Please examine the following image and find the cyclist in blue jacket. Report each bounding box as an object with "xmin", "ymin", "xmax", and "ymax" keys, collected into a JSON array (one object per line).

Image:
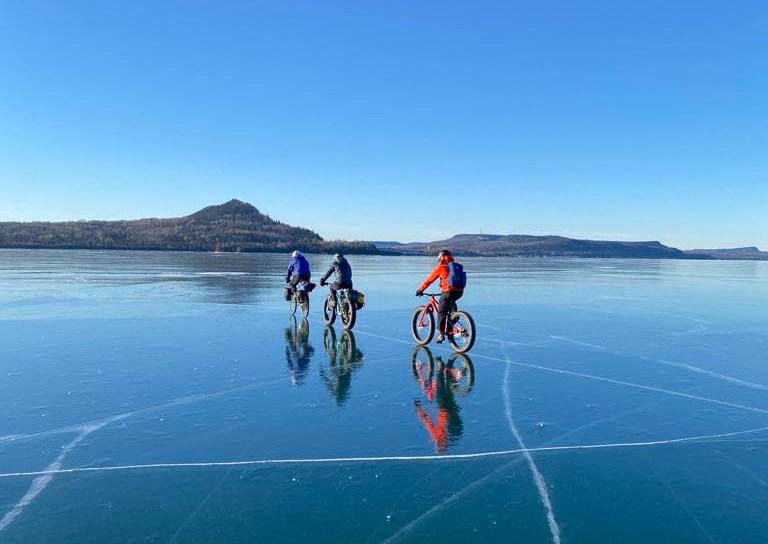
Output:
[{"xmin": 286, "ymin": 250, "xmax": 311, "ymax": 298}]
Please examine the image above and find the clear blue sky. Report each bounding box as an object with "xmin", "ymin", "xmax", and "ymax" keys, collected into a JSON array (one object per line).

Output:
[{"xmin": 1, "ymin": 1, "xmax": 766, "ymax": 249}]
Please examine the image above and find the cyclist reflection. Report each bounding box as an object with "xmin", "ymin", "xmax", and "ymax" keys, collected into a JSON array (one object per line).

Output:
[
  {"xmin": 411, "ymin": 346, "xmax": 475, "ymax": 453},
  {"xmin": 320, "ymin": 327, "xmax": 364, "ymax": 407},
  {"xmin": 284, "ymin": 316, "xmax": 314, "ymax": 387}
]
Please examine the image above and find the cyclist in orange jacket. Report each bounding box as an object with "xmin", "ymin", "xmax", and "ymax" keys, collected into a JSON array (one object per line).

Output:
[{"xmin": 415, "ymin": 249, "xmax": 464, "ymax": 343}]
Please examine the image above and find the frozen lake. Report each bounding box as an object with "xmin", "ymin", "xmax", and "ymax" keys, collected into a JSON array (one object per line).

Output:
[{"xmin": 1, "ymin": 249, "xmax": 767, "ymax": 543}]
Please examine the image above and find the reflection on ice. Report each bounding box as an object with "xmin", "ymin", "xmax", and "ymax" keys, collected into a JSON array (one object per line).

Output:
[
  {"xmin": 284, "ymin": 316, "xmax": 314, "ymax": 387},
  {"xmin": 411, "ymin": 346, "xmax": 475, "ymax": 453},
  {"xmin": 319, "ymin": 327, "xmax": 364, "ymax": 407},
  {"xmin": 2, "ymin": 251, "xmax": 768, "ymax": 543}
]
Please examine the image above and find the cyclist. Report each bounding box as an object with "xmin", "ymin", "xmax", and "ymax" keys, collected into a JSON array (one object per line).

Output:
[
  {"xmin": 319, "ymin": 253, "xmax": 353, "ymax": 306},
  {"xmin": 285, "ymin": 250, "xmax": 311, "ymax": 299},
  {"xmin": 415, "ymin": 249, "xmax": 463, "ymax": 343}
]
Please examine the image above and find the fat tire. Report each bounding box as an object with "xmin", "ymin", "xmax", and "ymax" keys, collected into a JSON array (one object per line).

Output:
[
  {"xmin": 447, "ymin": 310, "xmax": 475, "ymax": 353},
  {"xmin": 410, "ymin": 345, "xmax": 435, "ymax": 382},
  {"xmin": 340, "ymin": 330, "xmax": 358, "ymax": 362},
  {"xmin": 445, "ymin": 353, "xmax": 475, "ymax": 394},
  {"xmin": 411, "ymin": 306, "xmax": 435, "ymax": 345},
  {"xmin": 323, "ymin": 325, "xmax": 337, "ymax": 353},
  {"xmin": 323, "ymin": 295, "xmax": 336, "ymax": 325},
  {"xmin": 340, "ymin": 298, "xmax": 357, "ymax": 330}
]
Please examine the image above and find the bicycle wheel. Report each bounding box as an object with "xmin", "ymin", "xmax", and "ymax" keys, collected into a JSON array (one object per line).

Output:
[
  {"xmin": 411, "ymin": 306, "xmax": 435, "ymax": 345},
  {"xmin": 447, "ymin": 310, "xmax": 475, "ymax": 353},
  {"xmin": 411, "ymin": 345, "xmax": 435, "ymax": 383},
  {"xmin": 300, "ymin": 294, "xmax": 310, "ymax": 317},
  {"xmin": 286, "ymin": 314, "xmax": 297, "ymax": 337},
  {"xmin": 288, "ymin": 292, "xmax": 298, "ymax": 315},
  {"xmin": 323, "ymin": 325, "xmax": 337, "ymax": 353},
  {"xmin": 340, "ymin": 297, "xmax": 357, "ymax": 330},
  {"xmin": 445, "ymin": 353, "xmax": 475, "ymax": 395},
  {"xmin": 323, "ymin": 295, "xmax": 336, "ymax": 325},
  {"xmin": 340, "ymin": 330, "xmax": 358, "ymax": 363}
]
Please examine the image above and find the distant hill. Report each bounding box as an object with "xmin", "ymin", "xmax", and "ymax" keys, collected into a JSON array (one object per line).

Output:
[
  {"xmin": 380, "ymin": 234, "xmax": 714, "ymax": 259},
  {"xmin": 684, "ymin": 246, "xmax": 768, "ymax": 260},
  {"xmin": 4, "ymin": 203, "xmax": 760, "ymax": 260},
  {"xmin": 0, "ymin": 199, "xmax": 378, "ymax": 254}
]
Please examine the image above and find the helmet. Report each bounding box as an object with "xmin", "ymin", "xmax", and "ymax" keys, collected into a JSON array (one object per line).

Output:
[
  {"xmin": 291, "ymin": 250, "xmax": 301, "ymax": 258},
  {"xmin": 334, "ymin": 253, "xmax": 343, "ymax": 262},
  {"xmin": 438, "ymin": 249, "xmax": 452, "ymax": 260}
]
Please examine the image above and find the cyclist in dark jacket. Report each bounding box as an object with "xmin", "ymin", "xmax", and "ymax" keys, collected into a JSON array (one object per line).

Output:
[
  {"xmin": 320, "ymin": 253, "xmax": 353, "ymax": 305},
  {"xmin": 416, "ymin": 249, "xmax": 463, "ymax": 343},
  {"xmin": 286, "ymin": 250, "xmax": 311, "ymax": 297}
]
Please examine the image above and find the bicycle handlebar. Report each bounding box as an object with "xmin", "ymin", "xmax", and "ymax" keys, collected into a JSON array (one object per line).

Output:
[{"xmin": 418, "ymin": 292, "xmax": 441, "ymax": 297}]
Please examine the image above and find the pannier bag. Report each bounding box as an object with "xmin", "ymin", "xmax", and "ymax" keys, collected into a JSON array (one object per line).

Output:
[
  {"xmin": 298, "ymin": 281, "xmax": 316, "ymax": 293},
  {"xmin": 349, "ymin": 290, "xmax": 365, "ymax": 309}
]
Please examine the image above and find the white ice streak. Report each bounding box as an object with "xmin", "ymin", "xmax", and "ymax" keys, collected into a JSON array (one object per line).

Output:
[
  {"xmin": 503, "ymin": 361, "xmax": 561, "ymax": 544},
  {"xmin": 379, "ymin": 397, "xmax": 682, "ymax": 544},
  {"xmin": 2, "ymin": 424, "xmax": 767, "ymax": 480},
  {"xmin": 723, "ymin": 455, "xmax": 768, "ymax": 491},
  {"xmin": 0, "ymin": 375, "xmax": 288, "ymax": 445},
  {"xmin": 649, "ymin": 461, "xmax": 717, "ymax": 544},
  {"xmin": 377, "ymin": 466, "xmax": 512, "ymax": 544},
  {"xmin": 653, "ymin": 357, "xmax": 768, "ymax": 391},
  {"xmin": 194, "ymin": 272, "xmax": 249, "ymax": 276},
  {"xmin": 549, "ymin": 335, "xmax": 607, "ymax": 350},
  {"xmin": 0, "ymin": 415, "xmax": 126, "ymax": 532},
  {"xmin": 357, "ymin": 330, "xmax": 768, "ymax": 419},
  {"xmin": 474, "ymin": 352, "xmax": 768, "ymax": 416},
  {"xmin": 622, "ymin": 306, "xmax": 710, "ymax": 325},
  {"xmin": 549, "ymin": 335, "xmax": 768, "ymax": 392}
]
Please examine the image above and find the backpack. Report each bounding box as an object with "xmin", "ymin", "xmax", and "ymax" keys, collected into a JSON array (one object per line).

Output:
[{"xmin": 447, "ymin": 262, "xmax": 467, "ymax": 289}]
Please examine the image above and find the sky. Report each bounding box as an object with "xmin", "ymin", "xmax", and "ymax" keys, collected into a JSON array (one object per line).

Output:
[{"xmin": 1, "ymin": 1, "xmax": 766, "ymax": 249}]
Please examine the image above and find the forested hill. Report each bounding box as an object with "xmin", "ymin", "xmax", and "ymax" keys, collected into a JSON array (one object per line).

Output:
[
  {"xmin": 379, "ymin": 234, "xmax": 713, "ymax": 259},
  {"xmin": 683, "ymin": 246, "xmax": 768, "ymax": 260},
  {"xmin": 0, "ymin": 199, "xmax": 378, "ymax": 254}
]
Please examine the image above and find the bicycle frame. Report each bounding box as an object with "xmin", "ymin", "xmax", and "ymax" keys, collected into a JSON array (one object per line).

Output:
[
  {"xmin": 287, "ymin": 280, "xmax": 311, "ymax": 317},
  {"xmin": 325, "ymin": 286, "xmax": 348, "ymax": 304},
  {"xmin": 322, "ymin": 284, "xmax": 358, "ymax": 330},
  {"xmin": 417, "ymin": 293, "xmax": 459, "ymax": 335}
]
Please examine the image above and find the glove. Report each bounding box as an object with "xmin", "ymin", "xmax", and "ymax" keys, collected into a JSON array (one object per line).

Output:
[
  {"xmin": 415, "ymin": 290, "xmax": 423, "ymax": 296},
  {"xmin": 320, "ymin": 279, "xmax": 326, "ymax": 286}
]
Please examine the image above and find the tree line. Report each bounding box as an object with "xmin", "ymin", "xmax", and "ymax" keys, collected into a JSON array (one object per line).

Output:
[{"xmin": 0, "ymin": 216, "xmax": 378, "ymax": 254}]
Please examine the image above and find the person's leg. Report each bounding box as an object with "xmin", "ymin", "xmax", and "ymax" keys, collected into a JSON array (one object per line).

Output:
[
  {"xmin": 449, "ymin": 290, "xmax": 463, "ymax": 316},
  {"xmin": 437, "ymin": 292, "xmax": 452, "ymax": 342},
  {"xmin": 330, "ymin": 281, "xmax": 341, "ymax": 305},
  {"xmin": 292, "ymin": 275, "xmax": 309, "ymax": 298},
  {"xmin": 437, "ymin": 291, "xmax": 463, "ymax": 341}
]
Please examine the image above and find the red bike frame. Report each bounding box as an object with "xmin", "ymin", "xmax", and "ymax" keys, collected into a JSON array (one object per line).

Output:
[{"xmin": 416, "ymin": 293, "xmax": 460, "ymax": 336}]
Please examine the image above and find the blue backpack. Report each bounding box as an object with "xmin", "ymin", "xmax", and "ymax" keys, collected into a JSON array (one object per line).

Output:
[{"xmin": 447, "ymin": 262, "xmax": 467, "ymax": 289}]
